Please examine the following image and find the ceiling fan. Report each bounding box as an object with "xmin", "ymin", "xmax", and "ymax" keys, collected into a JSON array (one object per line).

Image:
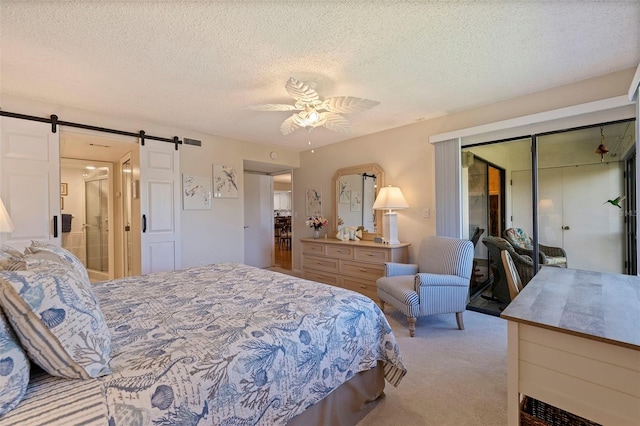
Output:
[{"xmin": 246, "ymin": 77, "xmax": 380, "ymax": 135}]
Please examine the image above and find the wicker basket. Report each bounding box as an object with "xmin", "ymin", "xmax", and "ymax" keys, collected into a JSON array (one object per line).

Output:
[{"xmin": 520, "ymin": 396, "xmax": 601, "ymax": 426}]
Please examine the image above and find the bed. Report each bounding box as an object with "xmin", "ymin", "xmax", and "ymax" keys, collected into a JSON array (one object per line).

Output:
[{"xmin": 0, "ymin": 248, "xmax": 406, "ymax": 426}]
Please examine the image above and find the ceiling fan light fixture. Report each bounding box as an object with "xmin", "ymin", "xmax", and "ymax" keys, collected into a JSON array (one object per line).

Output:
[
  {"xmin": 247, "ymin": 77, "xmax": 379, "ymax": 136},
  {"xmin": 295, "ymin": 106, "xmax": 321, "ymax": 128}
]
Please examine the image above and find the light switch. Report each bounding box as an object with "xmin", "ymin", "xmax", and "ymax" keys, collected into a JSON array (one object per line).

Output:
[{"xmin": 423, "ymin": 208, "xmax": 430, "ymax": 218}]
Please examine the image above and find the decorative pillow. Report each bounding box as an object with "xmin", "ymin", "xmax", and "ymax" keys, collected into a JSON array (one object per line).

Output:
[
  {"xmin": 0, "ymin": 245, "xmax": 23, "ymax": 271},
  {"xmin": 25, "ymin": 241, "xmax": 90, "ymax": 286},
  {"xmin": 0, "ymin": 307, "xmax": 29, "ymax": 417},
  {"xmin": 0, "ymin": 262, "xmax": 111, "ymax": 379}
]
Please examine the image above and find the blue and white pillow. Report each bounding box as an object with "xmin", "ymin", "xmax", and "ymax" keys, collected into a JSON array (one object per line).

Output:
[
  {"xmin": 0, "ymin": 307, "xmax": 29, "ymax": 417},
  {"xmin": 0, "ymin": 262, "xmax": 111, "ymax": 379},
  {"xmin": 25, "ymin": 241, "xmax": 90, "ymax": 287}
]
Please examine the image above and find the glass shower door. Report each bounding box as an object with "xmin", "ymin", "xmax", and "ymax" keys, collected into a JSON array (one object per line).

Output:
[{"xmin": 85, "ymin": 177, "xmax": 108, "ymax": 273}]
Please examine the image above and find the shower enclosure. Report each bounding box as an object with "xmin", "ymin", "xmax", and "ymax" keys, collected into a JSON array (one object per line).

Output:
[{"xmin": 85, "ymin": 176, "xmax": 109, "ymax": 278}]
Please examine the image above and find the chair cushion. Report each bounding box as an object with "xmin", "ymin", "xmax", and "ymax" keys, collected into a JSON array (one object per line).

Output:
[
  {"xmin": 505, "ymin": 228, "xmax": 533, "ymax": 249},
  {"xmin": 0, "ymin": 307, "xmax": 30, "ymax": 417},
  {"xmin": 544, "ymin": 256, "xmax": 566, "ymax": 266},
  {"xmin": 0, "ymin": 261, "xmax": 111, "ymax": 379},
  {"xmin": 376, "ymin": 275, "xmax": 420, "ymax": 317}
]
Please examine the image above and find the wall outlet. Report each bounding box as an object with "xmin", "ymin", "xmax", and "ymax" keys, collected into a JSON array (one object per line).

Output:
[{"xmin": 423, "ymin": 208, "xmax": 430, "ymax": 218}]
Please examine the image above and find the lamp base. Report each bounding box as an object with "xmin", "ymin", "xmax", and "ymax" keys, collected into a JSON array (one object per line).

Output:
[{"xmin": 382, "ymin": 212, "xmax": 400, "ymax": 245}]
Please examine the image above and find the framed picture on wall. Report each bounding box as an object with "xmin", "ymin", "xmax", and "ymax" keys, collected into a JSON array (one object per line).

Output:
[
  {"xmin": 213, "ymin": 164, "xmax": 238, "ymax": 198},
  {"xmin": 306, "ymin": 189, "xmax": 322, "ymax": 216},
  {"xmin": 61, "ymin": 183, "xmax": 68, "ymax": 196},
  {"xmin": 182, "ymin": 174, "xmax": 212, "ymax": 210}
]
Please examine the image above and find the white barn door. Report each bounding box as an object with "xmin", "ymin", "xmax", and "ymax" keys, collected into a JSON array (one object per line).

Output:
[
  {"xmin": 0, "ymin": 117, "xmax": 60, "ymax": 250},
  {"xmin": 139, "ymin": 140, "xmax": 181, "ymax": 274}
]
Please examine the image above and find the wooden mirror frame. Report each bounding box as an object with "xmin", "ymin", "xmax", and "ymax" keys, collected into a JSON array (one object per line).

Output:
[{"xmin": 331, "ymin": 163, "xmax": 385, "ymax": 235}]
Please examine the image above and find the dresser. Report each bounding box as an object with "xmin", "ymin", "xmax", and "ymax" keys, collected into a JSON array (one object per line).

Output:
[{"xmin": 301, "ymin": 238, "xmax": 410, "ymax": 304}]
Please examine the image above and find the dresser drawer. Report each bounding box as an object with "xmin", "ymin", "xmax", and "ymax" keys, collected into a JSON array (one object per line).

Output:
[
  {"xmin": 302, "ymin": 270, "xmax": 341, "ymax": 287},
  {"xmin": 302, "ymin": 242, "xmax": 325, "ymax": 255},
  {"xmin": 327, "ymin": 245, "xmax": 354, "ymax": 259},
  {"xmin": 303, "ymin": 255, "xmax": 339, "ymax": 274},
  {"xmin": 354, "ymin": 247, "xmax": 389, "ymax": 263},
  {"xmin": 341, "ymin": 260, "xmax": 384, "ymax": 281},
  {"xmin": 342, "ymin": 276, "xmax": 379, "ymax": 301}
]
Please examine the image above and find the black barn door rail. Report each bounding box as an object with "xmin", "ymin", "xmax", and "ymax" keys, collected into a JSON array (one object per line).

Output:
[{"xmin": 0, "ymin": 110, "xmax": 182, "ymax": 150}]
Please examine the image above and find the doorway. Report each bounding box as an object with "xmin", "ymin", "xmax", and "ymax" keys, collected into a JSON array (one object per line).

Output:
[
  {"xmin": 273, "ymin": 172, "xmax": 292, "ymax": 270},
  {"xmin": 464, "ymin": 154, "xmax": 505, "ymax": 295},
  {"xmin": 59, "ymin": 130, "xmax": 138, "ymax": 280}
]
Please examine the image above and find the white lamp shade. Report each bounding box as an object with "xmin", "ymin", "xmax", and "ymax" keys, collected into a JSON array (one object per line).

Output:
[
  {"xmin": 372, "ymin": 186, "xmax": 408, "ymax": 245},
  {"xmin": 372, "ymin": 186, "xmax": 409, "ymax": 212},
  {"xmin": 0, "ymin": 198, "xmax": 15, "ymax": 233}
]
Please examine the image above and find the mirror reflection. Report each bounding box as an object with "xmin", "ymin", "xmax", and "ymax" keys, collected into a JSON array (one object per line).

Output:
[{"xmin": 332, "ymin": 163, "xmax": 384, "ymax": 234}]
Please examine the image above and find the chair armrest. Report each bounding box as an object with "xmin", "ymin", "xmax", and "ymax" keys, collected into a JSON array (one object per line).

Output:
[
  {"xmin": 384, "ymin": 262, "xmax": 419, "ymax": 277},
  {"xmin": 415, "ymin": 273, "xmax": 469, "ymax": 288},
  {"xmin": 513, "ymin": 245, "xmax": 551, "ymax": 264},
  {"xmin": 539, "ymin": 244, "xmax": 567, "ymax": 258}
]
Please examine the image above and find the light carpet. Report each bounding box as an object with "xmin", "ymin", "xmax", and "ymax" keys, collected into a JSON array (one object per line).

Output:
[{"xmin": 358, "ymin": 309, "xmax": 508, "ymax": 426}]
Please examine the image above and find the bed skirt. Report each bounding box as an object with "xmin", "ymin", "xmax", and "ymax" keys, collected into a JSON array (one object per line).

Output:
[{"xmin": 288, "ymin": 362, "xmax": 385, "ymax": 426}]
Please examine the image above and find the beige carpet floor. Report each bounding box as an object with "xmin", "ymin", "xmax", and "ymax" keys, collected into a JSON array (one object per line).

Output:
[{"xmin": 358, "ymin": 309, "xmax": 508, "ymax": 426}]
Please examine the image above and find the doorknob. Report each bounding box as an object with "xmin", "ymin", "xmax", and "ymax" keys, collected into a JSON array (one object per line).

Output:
[{"xmin": 562, "ymin": 226, "xmax": 570, "ymax": 230}]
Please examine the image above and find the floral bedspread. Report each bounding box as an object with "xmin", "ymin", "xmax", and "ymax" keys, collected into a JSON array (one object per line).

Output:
[{"xmin": 91, "ymin": 263, "xmax": 406, "ymax": 425}]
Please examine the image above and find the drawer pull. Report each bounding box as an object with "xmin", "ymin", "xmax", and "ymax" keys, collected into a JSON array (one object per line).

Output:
[
  {"xmin": 316, "ymin": 262, "xmax": 324, "ymax": 265},
  {"xmin": 359, "ymin": 268, "xmax": 368, "ymax": 272},
  {"xmin": 367, "ymin": 253, "xmax": 376, "ymax": 256},
  {"xmin": 359, "ymin": 285, "xmax": 367, "ymax": 289}
]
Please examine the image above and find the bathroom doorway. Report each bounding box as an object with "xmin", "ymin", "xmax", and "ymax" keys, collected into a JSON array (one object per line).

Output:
[{"xmin": 59, "ymin": 130, "xmax": 138, "ymax": 281}]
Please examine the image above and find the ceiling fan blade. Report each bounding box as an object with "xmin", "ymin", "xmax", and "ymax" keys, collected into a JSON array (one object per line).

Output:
[
  {"xmin": 285, "ymin": 77, "xmax": 320, "ymax": 104},
  {"xmin": 280, "ymin": 115, "xmax": 301, "ymax": 135},
  {"xmin": 322, "ymin": 112, "xmax": 351, "ymax": 133},
  {"xmin": 321, "ymin": 97, "xmax": 380, "ymax": 113},
  {"xmin": 245, "ymin": 104, "xmax": 299, "ymax": 111}
]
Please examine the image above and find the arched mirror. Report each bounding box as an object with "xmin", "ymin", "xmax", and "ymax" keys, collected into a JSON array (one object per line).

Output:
[{"xmin": 331, "ymin": 163, "xmax": 384, "ymax": 235}]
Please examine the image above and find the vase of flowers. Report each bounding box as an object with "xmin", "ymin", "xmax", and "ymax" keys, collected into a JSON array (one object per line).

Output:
[{"xmin": 306, "ymin": 215, "xmax": 328, "ymax": 239}]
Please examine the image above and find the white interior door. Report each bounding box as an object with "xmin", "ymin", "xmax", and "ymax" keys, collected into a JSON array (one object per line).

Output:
[
  {"xmin": 512, "ymin": 164, "xmax": 625, "ymax": 273},
  {"xmin": 244, "ymin": 172, "xmax": 273, "ymax": 268},
  {"xmin": 561, "ymin": 163, "xmax": 624, "ymax": 273},
  {"xmin": 139, "ymin": 140, "xmax": 180, "ymax": 274},
  {"xmin": 0, "ymin": 117, "xmax": 60, "ymax": 250}
]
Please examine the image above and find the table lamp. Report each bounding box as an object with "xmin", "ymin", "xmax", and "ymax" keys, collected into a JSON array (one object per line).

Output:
[
  {"xmin": 0, "ymin": 198, "xmax": 14, "ymax": 233},
  {"xmin": 372, "ymin": 185, "xmax": 408, "ymax": 244}
]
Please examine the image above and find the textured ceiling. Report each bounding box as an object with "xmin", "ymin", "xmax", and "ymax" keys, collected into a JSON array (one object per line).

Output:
[{"xmin": 1, "ymin": 1, "xmax": 638, "ymax": 153}]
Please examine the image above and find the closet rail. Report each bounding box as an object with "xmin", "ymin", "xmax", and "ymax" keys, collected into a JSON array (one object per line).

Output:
[{"xmin": 0, "ymin": 110, "xmax": 183, "ymax": 150}]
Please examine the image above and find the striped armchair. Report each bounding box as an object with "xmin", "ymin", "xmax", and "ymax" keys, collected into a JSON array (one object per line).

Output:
[{"xmin": 376, "ymin": 236, "xmax": 474, "ymax": 337}]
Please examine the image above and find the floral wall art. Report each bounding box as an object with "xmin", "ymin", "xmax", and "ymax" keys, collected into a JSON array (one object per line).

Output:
[
  {"xmin": 306, "ymin": 189, "xmax": 322, "ymax": 216},
  {"xmin": 183, "ymin": 174, "xmax": 212, "ymax": 210},
  {"xmin": 213, "ymin": 164, "xmax": 238, "ymax": 198}
]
